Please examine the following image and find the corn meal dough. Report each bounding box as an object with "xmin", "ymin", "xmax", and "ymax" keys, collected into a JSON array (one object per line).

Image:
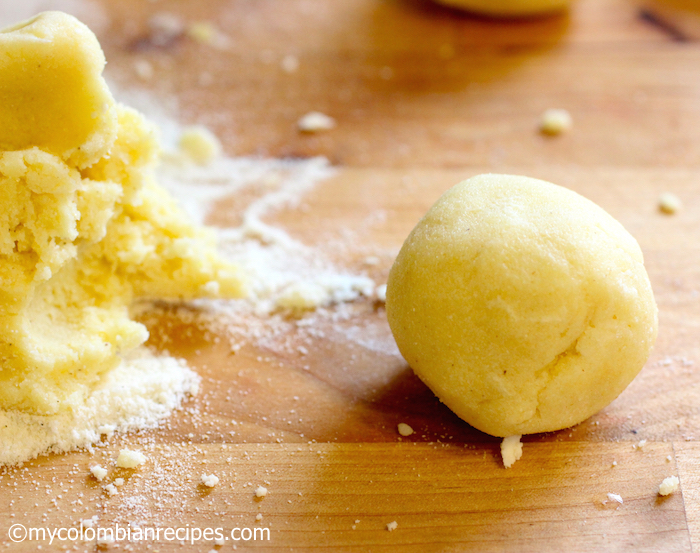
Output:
[
  {"xmin": 433, "ymin": 0, "xmax": 569, "ymax": 17},
  {"xmin": 0, "ymin": 12, "xmax": 246, "ymax": 415},
  {"xmin": 386, "ymin": 174, "xmax": 657, "ymax": 437}
]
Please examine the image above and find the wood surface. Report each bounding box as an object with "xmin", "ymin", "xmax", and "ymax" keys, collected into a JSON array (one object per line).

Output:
[{"xmin": 2, "ymin": 0, "xmax": 700, "ymax": 551}]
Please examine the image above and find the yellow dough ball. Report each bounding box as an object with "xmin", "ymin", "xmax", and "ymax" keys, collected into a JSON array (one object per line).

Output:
[
  {"xmin": 386, "ymin": 174, "xmax": 657, "ymax": 437},
  {"xmin": 433, "ymin": 0, "xmax": 569, "ymax": 17}
]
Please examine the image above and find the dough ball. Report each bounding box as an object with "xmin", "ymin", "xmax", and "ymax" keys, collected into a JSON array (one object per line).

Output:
[
  {"xmin": 433, "ymin": 0, "xmax": 569, "ymax": 17},
  {"xmin": 386, "ymin": 174, "xmax": 657, "ymax": 437}
]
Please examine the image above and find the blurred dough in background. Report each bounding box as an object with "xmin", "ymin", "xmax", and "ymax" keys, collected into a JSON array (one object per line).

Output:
[{"xmin": 433, "ymin": 0, "xmax": 569, "ymax": 17}]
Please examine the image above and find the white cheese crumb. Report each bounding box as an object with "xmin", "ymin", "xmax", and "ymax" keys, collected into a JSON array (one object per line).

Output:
[
  {"xmin": 666, "ymin": 455, "xmax": 673, "ymax": 462},
  {"xmin": 539, "ymin": 108, "xmax": 572, "ymax": 135},
  {"xmin": 201, "ymin": 474, "xmax": 220, "ymax": 487},
  {"xmin": 297, "ymin": 111, "xmax": 336, "ymax": 133},
  {"xmin": 255, "ymin": 513, "xmax": 263, "ymax": 521},
  {"xmin": 659, "ymin": 475, "xmax": 680, "ymax": 496},
  {"xmin": 215, "ymin": 537, "xmax": 226, "ymax": 546},
  {"xmin": 376, "ymin": 284, "xmax": 387, "ymax": 303},
  {"xmin": 104, "ymin": 483, "xmax": 118, "ymax": 497},
  {"xmin": 634, "ymin": 439, "xmax": 647, "ymax": 451},
  {"xmin": 397, "ymin": 423, "xmax": 414, "ymax": 437},
  {"xmin": 114, "ymin": 478, "xmax": 125, "ymax": 487},
  {"xmin": 90, "ymin": 465, "xmax": 108, "ymax": 481},
  {"xmin": 116, "ymin": 449, "xmax": 147, "ymax": 469},
  {"xmin": 386, "ymin": 521, "xmax": 398, "ymax": 532},
  {"xmin": 607, "ymin": 492, "xmax": 623, "ymax": 504},
  {"xmin": 501, "ymin": 435, "xmax": 523, "ymax": 468},
  {"xmin": 281, "ymin": 54, "xmax": 299, "ymax": 73},
  {"xmin": 659, "ymin": 193, "xmax": 682, "ymax": 215},
  {"xmin": 255, "ymin": 485, "xmax": 268, "ymax": 498},
  {"xmin": 178, "ymin": 126, "xmax": 222, "ymax": 165}
]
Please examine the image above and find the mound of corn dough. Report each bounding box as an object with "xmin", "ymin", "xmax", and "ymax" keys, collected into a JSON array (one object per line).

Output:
[
  {"xmin": 433, "ymin": 0, "xmax": 569, "ymax": 17},
  {"xmin": 0, "ymin": 12, "xmax": 246, "ymax": 415},
  {"xmin": 386, "ymin": 174, "xmax": 657, "ymax": 437}
]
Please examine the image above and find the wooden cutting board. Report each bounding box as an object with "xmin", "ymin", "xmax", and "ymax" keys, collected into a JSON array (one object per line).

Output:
[{"xmin": 2, "ymin": 0, "xmax": 700, "ymax": 551}]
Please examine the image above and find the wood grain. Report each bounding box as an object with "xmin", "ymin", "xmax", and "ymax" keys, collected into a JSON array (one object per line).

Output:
[{"xmin": 2, "ymin": 0, "xmax": 700, "ymax": 551}]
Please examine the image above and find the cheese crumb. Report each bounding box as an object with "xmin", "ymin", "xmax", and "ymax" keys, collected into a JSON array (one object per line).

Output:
[
  {"xmin": 116, "ymin": 449, "xmax": 147, "ymax": 469},
  {"xmin": 178, "ymin": 126, "xmax": 222, "ymax": 165},
  {"xmin": 201, "ymin": 473, "xmax": 220, "ymax": 487},
  {"xmin": 114, "ymin": 478, "xmax": 125, "ymax": 487},
  {"xmin": 104, "ymin": 483, "xmax": 118, "ymax": 497},
  {"xmin": 607, "ymin": 492, "xmax": 623, "ymax": 504},
  {"xmin": 255, "ymin": 513, "xmax": 263, "ymax": 522},
  {"xmin": 539, "ymin": 108, "xmax": 572, "ymax": 135},
  {"xmin": 501, "ymin": 435, "xmax": 523, "ymax": 468},
  {"xmin": 386, "ymin": 521, "xmax": 398, "ymax": 532},
  {"xmin": 255, "ymin": 485, "xmax": 268, "ymax": 498},
  {"xmin": 90, "ymin": 465, "xmax": 108, "ymax": 481},
  {"xmin": 659, "ymin": 193, "xmax": 682, "ymax": 215},
  {"xmin": 397, "ymin": 423, "xmax": 414, "ymax": 437},
  {"xmin": 659, "ymin": 475, "xmax": 680, "ymax": 496},
  {"xmin": 376, "ymin": 284, "xmax": 388, "ymax": 303},
  {"xmin": 297, "ymin": 111, "xmax": 336, "ymax": 133}
]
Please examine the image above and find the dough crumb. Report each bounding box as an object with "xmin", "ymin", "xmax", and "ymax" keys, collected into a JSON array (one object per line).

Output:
[
  {"xmin": 90, "ymin": 465, "xmax": 108, "ymax": 481},
  {"xmin": 187, "ymin": 21, "xmax": 217, "ymax": 44},
  {"xmin": 607, "ymin": 492, "xmax": 623, "ymax": 505},
  {"xmin": 297, "ymin": 111, "xmax": 336, "ymax": 133},
  {"xmin": 659, "ymin": 475, "xmax": 680, "ymax": 496},
  {"xmin": 134, "ymin": 59, "xmax": 154, "ymax": 81},
  {"xmin": 255, "ymin": 485, "xmax": 268, "ymax": 498},
  {"xmin": 501, "ymin": 435, "xmax": 523, "ymax": 468},
  {"xmin": 178, "ymin": 125, "xmax": 222, "ymax": 165},
  {"xmin": 539, "ymin": 108, "xmax": 572, "ymax": 135},
  {"xmin": 148, "ymin": 12, "xmax": 184, "ymax": 46},
  {"xmin": 386, "ymin": 521, "xmax": 398, "ymax": 532},
  {"xmin": 201, "ymin": 473, "xmax": 220, "ymax": 487},
  {"xmin": 281, "ymin": 54, "xmax": 300, "ymax": 73},
  {"xmin": 116, "ymin": 449, "xmax": 147, "ymax": 469},
  {"xmin": 658, "ymin": 193, "xmax": 682, "ymax": 214},
  {"xmin": 81, "ymin": 516, "xmax": 98, "ymax": 529},
  {"xmin": 397, "ymin": 423, "xmax": 414, "ymax": 437}
]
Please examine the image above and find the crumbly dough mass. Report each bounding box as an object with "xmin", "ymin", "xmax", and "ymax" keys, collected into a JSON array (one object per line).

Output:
[
  {"xmin": 386, "ymin": 174, "xmax": 657, "ymax": 437},
  {"xmin": 0, "ymin": 12, "xmax": 246, "ymax": 415},
  {"xmin": 433, "ymin": 0, "xmax": 569, "ymax": 17}
]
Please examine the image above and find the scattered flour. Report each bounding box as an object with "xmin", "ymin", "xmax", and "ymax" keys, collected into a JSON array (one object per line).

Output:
[{"xmin": 0, "ymin": 350, "xmax": 199, "ymax": 466}]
